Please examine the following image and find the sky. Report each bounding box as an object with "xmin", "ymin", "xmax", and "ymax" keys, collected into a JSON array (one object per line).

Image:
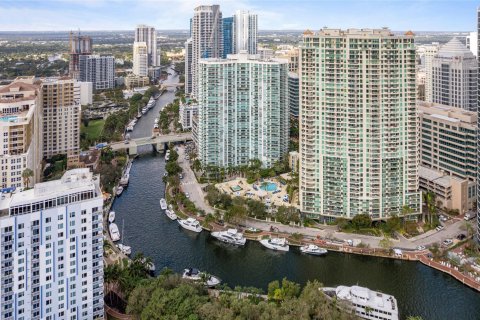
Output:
[{"xmin": 0, "ymin": 0, "xmax": 479, "ymax": 32}]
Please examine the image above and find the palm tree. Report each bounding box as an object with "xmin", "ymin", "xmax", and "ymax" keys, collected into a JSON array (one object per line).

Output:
[
  {"xmin": 21, "ymin": 168, "xmax": 34, "ymax": 189},
  {"xmin": 401, "ymin": 205, "xmax": 414, "ymax": 228},
  {"xmin": 422, "ymin": 191, "xmax": 436, "ymax": 226}
]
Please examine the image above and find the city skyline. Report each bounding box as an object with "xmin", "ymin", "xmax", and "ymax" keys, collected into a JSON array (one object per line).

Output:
[{"xmin": 1, "ymin": 0, "xmax": 479, "ymax": 32}]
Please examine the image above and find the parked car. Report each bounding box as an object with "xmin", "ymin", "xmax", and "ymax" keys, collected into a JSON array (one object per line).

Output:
[
  {"xmin": 185, "ymin": 192, "xmax": 190, "ymax": 199},
  {"xmin": 442, "ymin": 239, "xmax": 453, "ymax": 247},
  {"xmin": 416, "ymin": 245, "xmax": 426, "ymax": 251},
  {"xmin": 435, "ymin": 225, "xmax": 445, "ymax": 232},
  {"xmin": 439, "ymin": 214, "xmax": 447, "ymax": 222}
]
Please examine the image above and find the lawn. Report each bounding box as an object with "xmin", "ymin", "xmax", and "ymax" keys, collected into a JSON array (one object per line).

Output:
[{"xmin": 81, "ymin": 119, "xmax": 105, "ymax": 141}]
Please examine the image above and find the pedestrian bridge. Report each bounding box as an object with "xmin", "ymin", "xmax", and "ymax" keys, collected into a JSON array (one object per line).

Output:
[
  {"xmin": 110, "ymin": 132, "xmax": 192, "ymax": 155},
  {"xmin": 159, "ymin": 83, "xmax": 184, "ymax": 90}
]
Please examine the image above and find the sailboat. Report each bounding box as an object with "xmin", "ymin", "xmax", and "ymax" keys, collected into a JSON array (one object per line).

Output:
[{"xmin": 117, "ymin": 219, "xmax": 132, "ymax": 256}]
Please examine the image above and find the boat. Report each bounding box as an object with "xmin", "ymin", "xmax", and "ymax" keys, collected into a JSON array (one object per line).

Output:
[
  {"xmin": 109, "ymin": 223, "xmax": 120, "ymax": 242},
  {"xmin": 300, "ymin": 244, "xmax": 327, "ymax": 256},
  {"xmin": 159, "ymin": 198, "xmax": 167, "ymax": 210},
  {"xmin": 211, "ymin": 228, "xmax": 247, "ymax": 246},
  {"xmin": 117, "ymin": 243, "xmax": 132, "ymax": 256},
  {"xmin": 165, "ymin": 209, "xmax": 178, "ymax": 220},
  {"xmin": 120, "ymin": 174, "xmax": 129, "ymax": 186},
  {"xmin": 321, "ymin": 285, "xmax": 399, "ymax": 320},
  {"xmin": 108, "ymin": 211, "xmax": 115, "ymax": 223},
  {"xmin": 260, "ymin": 237, "xmax": 289, "ymax": 252},
  {"xmin": 182, "ymin": 268, "xmax": 221, "ymax": 287},
  {"xmin": 178, "ymin": 218, "xmax": 202, "ymax": 233},
  {"xmin": 116, "ymin": 186, "xmax": 124, "ymax": 196}
]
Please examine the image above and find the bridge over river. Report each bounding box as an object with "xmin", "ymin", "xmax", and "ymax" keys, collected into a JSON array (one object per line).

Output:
[{"xmin": 110, "ymin": 132, "xmax": 192, "ymax": 155}]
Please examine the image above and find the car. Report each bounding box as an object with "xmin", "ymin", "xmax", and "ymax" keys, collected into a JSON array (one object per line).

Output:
[
  {"xmin": 124, "ymin": 140, "xmax": 130, "ymax": 144},
  {"xmin": 416, "ymin": 245, "xmax": 426, "ymax": 251},
  {"xmin": 456, "ymin": 233, "xmax": 467, "ymax": 241},
  {"xmin": 435, "ymin": 225, "xmax": 445, "ymax": 232},
  {"xmin": 442, "ymin": 239, "xmax": 453, "ymax": 247},
  {"xmin": 179, "ymin": 174, "xmax": 183, "ymax": 179},
  {"xmin": 185, "ymin": 192, "xmax": 190, "ymax": 198}
]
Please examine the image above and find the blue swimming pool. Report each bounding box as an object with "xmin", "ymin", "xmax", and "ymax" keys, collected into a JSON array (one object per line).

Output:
[
  {"xmin": 0, "ymin": 116, "xmax": 18, "ymax": 123},
  {"xmin": 259, "ymin": 182, "xmax": 277, "ymax": 192}
]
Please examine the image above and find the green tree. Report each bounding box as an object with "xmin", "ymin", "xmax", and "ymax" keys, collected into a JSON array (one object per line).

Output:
[
  {"xmin": 21, "ymin": 168, "xmax": 34, "ymax": 189},
  {"xmin": 351, "ymin": 214, "xmax": 372, "ymax": 230}
]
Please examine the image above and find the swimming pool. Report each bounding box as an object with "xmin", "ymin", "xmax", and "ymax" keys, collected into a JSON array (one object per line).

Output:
[
  {"xmin": 0, "ymin": 116, "xmax": 18, "ymax": 123},
  {"xmin": 259, "ymin": 182, "xmax": 277, "ymax": 192}
]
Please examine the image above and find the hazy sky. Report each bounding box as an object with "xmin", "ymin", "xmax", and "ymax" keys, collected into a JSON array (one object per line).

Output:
[{"xmin": 1, "ymin": 0, "xmax": 478, "ymax": 31}]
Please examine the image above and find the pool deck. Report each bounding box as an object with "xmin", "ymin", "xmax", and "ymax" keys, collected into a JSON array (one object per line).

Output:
[{"xmin": 216, "ymin": 176, "xmax": 295, "ymax": 208}]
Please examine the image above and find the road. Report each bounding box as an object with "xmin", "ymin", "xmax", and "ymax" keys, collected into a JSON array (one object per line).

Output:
[{"xmin": 177, "ymin": 145, "xmax": 213, "ymax": 214}]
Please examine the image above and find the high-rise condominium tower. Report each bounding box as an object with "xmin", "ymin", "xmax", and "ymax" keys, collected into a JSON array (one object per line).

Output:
[
  {"xmin": 69, "ymin": 32, "xmax": 92, "ymax": 79},
  {"xmin": 0, "ymin": 169, "xmax": 104, "ymax": 319},
  {"xmin": 476, "ymin": 8, "xmax": 480, "ymax": 243},
  {"xmin": 197, "ymin": 53, "xmax": 289, "ymax": 168},
  {"xmin": 299, "ymin": 28, "xmax": 421, "ymax": 221},
  {"xmin": 133, "ymin": 42, "xmax": 148, "ymax": 77},
  {"xmin": 0, "ymin": 77, "xmax": 42, "ymax": 189},
  {"xmin": 233, "ymin": 10, "xmax": 258, "ymax": 55},
  {"xmin": 422, "ymin": 43, "xmax": 440, "ymax": 103},
  {"xmin": 184, "ymin": 38, "xmax": 193, "ymax": 94},
  {"xmin": 135, "ymin": 24, "xmax": 159, "ymax": 67},
  {"xmin": 432, "ymin": 37, "xmax": 477, "ymax": 112},
  {"xmin": 190, "ymin": 5, "xmax": 223, "ymax": 96},
  {"xmin": 41, "ymin": 78, "xmax": 81, "ymax": 164},
  {"xmin": 79, "ymin": 55, "xmax": 115, "ymax": 90},
  {"xmin": 222, "ymin": 17, "xmax": 234, "ymax": 58}
]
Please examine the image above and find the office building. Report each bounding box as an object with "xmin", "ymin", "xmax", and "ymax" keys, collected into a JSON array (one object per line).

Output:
[
  {"xmin": 233, "ymin": 10, "xmax": 258, "ymax": 54},
  {"xmin": 69, "ymin": 32, "xmax": 92, "ymax": 79},
  {"xmin": 135, "ymin": 24, "xmax": 159, "ymax": 67},
  {"xmin": 418, "ymin": 102, "xmax": 476, "ymax": 213},
  {"xmin": 466, "ymin": 31, "xmax": 478, "ymax": 57},
  {"xmin": 299, "ymin": 28, "xmax": 421, "ymax": 221},
  {"xmin": 288, "ymin": 72, "xmax": 299, "ymax": 118},
  {"xmin": 133, "ymin": 42, "xmax": 148, "ymax": 77},
  {"xmin": 0, "ymin": 77, "xmax": 42, "ymax": 190},
  {"xmin": 432, "ymin": 37, "xmax": 477, "ymax": 112},
  {"xmin": 184, "ymin": 38, "xmax": 193, "ymax": 94},
  {"xmin": 79, "ymin": 55, "xmax": 115, "ymax": 90},
  {"xmin": 179, "ymin": 100, "xmax": 198, "ymax": 130},
  {"xmin": 421, "ymin": 43, "xmax": 440, "ymax": 103},
  {"xmin": 222, "ymin": 17, "xmax": 234, "ymax": 58},
  {"xmin": 197, "ymin": 53, "xmax": 289, "ymax": 168},
  {"xmin": 191, "ymin": 5, "xmax": 223, "ymax": 97},
  {"xmin": 41, "ymin": 78, "xmax": 81, "ymax": 166},
  {"xmin": 0, "ymin": 169, "xmax": 104, "ymax": 319}
]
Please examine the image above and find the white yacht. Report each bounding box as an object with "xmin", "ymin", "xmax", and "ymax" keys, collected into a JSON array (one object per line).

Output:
[
  {"xmin": 300, "ymin": 244, "xmax": 327, "ymax": 256},
  {"xmin": 178, "ymin": 218, "xmax": 202, "ymax": 233},
  {"xmin": 159, "ymin": 198, "xmax": 167, "ymax": 210},
  {"xmin": 260, "ymin": 237, "xmax": 289, "ymax": 252},
  {"xmin": 182, "ymin": 268, "xmax": 221, "ymax": 287},
  {"xmin": 117, "ymin": 243, "xmax": 131, "ymax": 256},
  {"xmin": 108, "ymin": 211, "xmax": 115, "ymax": 223},
  {"xmin": 120, "ymin": 174, "xmax": 129, "ymax": 186},
  {"xmin": 322, "ymin": 286, "xmax": 399, "ymax": 320},
  {"xmin": 116, "ymin": 186, "xmax": 124, "ymax": 196},
  {"xmin": 211, "ymin": 229, "xmax": 247, "ymax": 246},
  {"xmin": 109, "ymin": 223, "xmax": 120, "ymax": 242},
  {"xmin": 165, "ymin": 209, "xmax": 177, "ymax": 220}
]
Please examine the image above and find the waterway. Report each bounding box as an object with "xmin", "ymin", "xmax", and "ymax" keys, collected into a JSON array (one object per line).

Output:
[{"xmin": 111, "ymin": 68, "xmax": 480, "ymax": 320}]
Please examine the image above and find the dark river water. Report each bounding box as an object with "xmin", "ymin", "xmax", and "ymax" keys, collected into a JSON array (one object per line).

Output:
[{"xmin": 111, "ymin": 69, "xmax": 480, "ymax": 320}]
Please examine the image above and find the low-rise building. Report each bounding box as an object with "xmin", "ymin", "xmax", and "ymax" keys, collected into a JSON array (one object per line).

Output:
[
  {"xmin": 125, "ymin": 74, "xmax": 150, "ymax": 89},
  {"xmin": 179, "ymin": 99, "xmax": 199, "ymax": 130}
]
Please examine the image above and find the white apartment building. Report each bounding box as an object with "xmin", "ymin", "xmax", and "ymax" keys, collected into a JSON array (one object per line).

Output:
[
  {"xmin": 41, "ymin": 78, "xmax": 81, "ymax": 166},
  {"xmin": 190, "ymin": 5, "xmax": 223, "ymax": 97},
  {"xmin": 233, "ymin": 10, "xmax": 258, "ymax": 55},
  {"xmin": 0, "ymin": 77, "xmax": 42, "ymax": 190},
  {"xmin": 197, "ymin": 52, "xmax": 289, "ymax": 168},
  {"xmin": 135, "ymin": 24, "xmax": 159, "ymax": 67},
  {"xmin": 133, "ymin": 42, "xmax": 148, "ymax": 77},
  {"xmin": 300, "ymin": 28, "xmax": 421, "ymax": 221},
  {"xmin": 420, "ymin": 43, "xmax": 440, "ymax": 103},
  {"xmin": 0, "ymin": 169, "xmax": 104, "ymax": 320},
  {"xmin": 465, "ymin": 31, "xmax": 478, "ymax": 57},
  {"xmin": 179, "ymin": 101, "xmax": 198, "ymax": 130},
  {"xmin": 77, "ymin": 82, "xmax": 93, "ymax": 105},
  {"xmin": 79, "ymin": 55, "xmax": 115, "ymax": 90},
  {"xmin": 184, "ymin": 38, "xmax": 193, "ymax": 94},
  {"xmin": 432, "ymin": 37, "xmax": 477, "ymax": 112}
]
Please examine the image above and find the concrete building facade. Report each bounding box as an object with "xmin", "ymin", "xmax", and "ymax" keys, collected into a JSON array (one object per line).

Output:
[
  {"xmin": 135, "ymin": 24, "xmax": 159, "ymax": 67},
  {"xmin": 288, "ymin": 71, "xmax": 299, "ymax": 118},
  {"xmin": 233, "ymin": 10, "xmax": 258, "ymax": 55},
  {"xmin": 79, "ymin": 55, "xmax": 115, "ymax": 90},
  {"xmin": 222, "ymin": 17, "xmax": 234, "ymax": 58},
  {"xmin": 0, "ymin": 77, "xmax": 42, "ymax": 190},
  {"xmin": 0, "ymin": 169, "xmax": 104, "ymax": 320},
  {"xmin": 133, "ymin": 42, "xmax": 148, "ymax": 77},
  {"xmin": 432, "ymin": 37, "xmax": 477, "ymax": 112},
  {"xmin": 197, "ymin": 53, "xmax": 289, "ymax": 168},
  {"xmin": 299, "ymin": 28, "xmax": 421, "ymax": 221},
  {"xmin": 184, "ymin": 38, "xmax": 193, "ymax": 94}
]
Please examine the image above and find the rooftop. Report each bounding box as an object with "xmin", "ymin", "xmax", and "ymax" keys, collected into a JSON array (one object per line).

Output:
[
  {"xmin": 437, "ymin": 37, "xmax": 475, "ymax": 58},
  {"xmin": 419, "ymin": 165, "xmax": 464, "ymax": 188}
]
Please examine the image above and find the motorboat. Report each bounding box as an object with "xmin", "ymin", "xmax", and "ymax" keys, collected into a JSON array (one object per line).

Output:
[
  {"xmin": 182, "ymin": 268, "xmax": 221, "ymax": 287},
  {"xmin": 211, "ymin": 228, "xmax": 247, "ymax": 246},
  {"xmin": 321, "ymin": 285, "xmax": 399, "ymax": 320},
  {"xmin": 109, "ymin": 223, "xmax": 120, "ymax": 242},
  {"xmin": 178, "ymin": 218, "xmax": 202, "ymax": 233},
  {"xmin": 159, "ymin": 198, "xmax": 167, "ymax": 210},
  {"xmin": 108, "ymin": 211, "xmax": 115, "ymax": 223},
  {"xmin": 116, "ymin": 186, "xmax": 124, "ymax": 196},
  {"xmin": 165, "ymin": 209, "xmax": 177, "ymax": 220},
  {"xmin": 260, "ymin": 237, "xmax": 289, "ymax": 252},
  {"xmin": 117, "ymin": 243, "xmax": 131, "ymax": 256},
  {"xmin": 120, "ymin": 174, "xmax": 129, "ymax": 186},
  {"xmin": 300, "ymin": 244, "xmax": 327, "ymax": 256}
]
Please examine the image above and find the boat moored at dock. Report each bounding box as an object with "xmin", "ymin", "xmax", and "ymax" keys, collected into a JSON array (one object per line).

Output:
[
  {"xmin": 159, "ymin": 198, "xmax": 167, "ymax": 210},
  {"xmin": 260, "ymin": 237, "xmax": 289, "ymax": 252},
  {"xmin": 182, "ymin": 268, "xmax": 221, "ymax": 287},
  {"xmin": 300, "ymin": 244, "xmax": 327, "ymax": 256},
  {"xmin": 178, "ymin": 218, "xmax": 202, "ymax": 233},
  {"xmin": 211, "ymin": 228, "xmax": 247, "ymax": 246},
  {"xmin": 109, "ymin": 223, "xmax": 121, "ymax": 242},
  {"xmin": 108, "ymin": 211, "xmax": 115, "ymax": 223}
]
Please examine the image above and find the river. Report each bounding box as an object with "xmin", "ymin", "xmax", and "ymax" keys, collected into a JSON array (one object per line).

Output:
[{"xmin": 111, "ymin": 68, "xmax": 480, "ymax": 320}]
